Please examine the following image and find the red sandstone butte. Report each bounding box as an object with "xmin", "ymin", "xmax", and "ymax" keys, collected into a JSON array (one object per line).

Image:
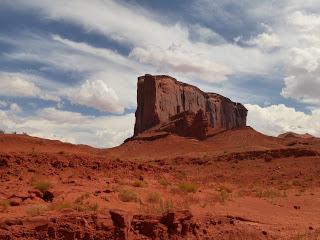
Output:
[{"xmin": 133, "ymin": 74, "xmax": 247, "ymax": 139}]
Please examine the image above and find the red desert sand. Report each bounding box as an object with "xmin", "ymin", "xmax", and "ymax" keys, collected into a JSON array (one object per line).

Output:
[{"xmin": 0, "ymin": 75, "xmax": 319, "ymax": 239}]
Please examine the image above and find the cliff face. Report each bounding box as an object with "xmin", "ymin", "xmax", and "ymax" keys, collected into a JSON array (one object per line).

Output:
[{"xmin": 134, "ymin": 74, "xmax": 247, "ymax": 138}]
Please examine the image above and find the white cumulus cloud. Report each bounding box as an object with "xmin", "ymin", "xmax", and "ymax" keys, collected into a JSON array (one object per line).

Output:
[
  {"xmin": 10, "ymin": 103, "xmax": 21, "ymax": 113},
  {"xmin": 0, "ymin": 72, "xmax": 59, "ymax": 101},
  {"xmin": 246, "ymin": 104, "xmax": 320, "ymax": 137},
  {"xmin": 0, "ymin": 107, "xmax": 135, "ymax": 147},
  {"xmin": 68, "ymin": 79, "xmax": 124, "ymax": 114}
]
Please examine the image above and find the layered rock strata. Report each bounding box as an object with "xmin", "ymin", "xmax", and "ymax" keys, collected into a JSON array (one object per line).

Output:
[{"xmin": 133, "ymin": 74, "xmax": 247, "ymax": 139}]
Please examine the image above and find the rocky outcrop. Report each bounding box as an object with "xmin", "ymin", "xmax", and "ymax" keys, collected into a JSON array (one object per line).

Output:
[
  {"xmin": 156, "ymin": 110, "xmax": 208, "ymax": 140},
  {"xmin": 133, "ymin": 74, "xmax": 247, "ymax": 139},
  {"xmin": 278, "ymin": 132, "xmax": 315, "ymax": 139}
]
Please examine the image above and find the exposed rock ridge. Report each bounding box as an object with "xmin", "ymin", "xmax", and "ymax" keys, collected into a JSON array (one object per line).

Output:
[{"xmin": 134, "ymin": 74, "xmax": 247, "ymax": 139}]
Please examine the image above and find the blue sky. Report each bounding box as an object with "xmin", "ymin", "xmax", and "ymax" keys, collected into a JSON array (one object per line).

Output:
[{"xmin": 0, "ymin": 0, "xmax": 320, "ymax": 147}]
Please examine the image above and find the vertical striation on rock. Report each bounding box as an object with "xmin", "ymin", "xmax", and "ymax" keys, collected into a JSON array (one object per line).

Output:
[{"xmin": 134, "ymin": 74, "xmax": 247, "ymax": 139}]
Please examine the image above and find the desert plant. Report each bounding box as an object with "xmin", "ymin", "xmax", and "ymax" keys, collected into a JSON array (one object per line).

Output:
[
  {"xmin": 216, "ymin": 189, "xmax": 230, "ymax": 204},
  {"xmin": 132, "ymin": 180, "xmax": 147, "ymax": 188},
  {"xmin": 52, "ymin": 192, "xmax": 99, "ymax": 212},
  {"xmin": 74, "ymin": 193, "xmax": 90, "ymax": 203},
  {"xmin": 0, "ymin": 199, "xmax": 9, "ymax": 212},
  {"xmin": 51, "ymin": 202, "xmax": 72, "ymax": 211},
  {"xmin": 31, "ymin": 147, "xmax": 38, "ymax": 157},
  {"xmin": 156, "ymin": 175, "xmax": 170, "ymax": 187},
  {"xmin": 27, "ymin": 204, "xmax": 47, "ymax": 216},
  {"xmin": 118, "ymin": 189, "xmax": 139, "ymax": 202},
  {"xmin": 216, "ymin": 185, "xmax": 232, "ymax": 194},
  {"xmin": 140, "ymin": 199, "xmax": 174, "ymax": 215},
  {"xmin": 178, "ymin": 182, "xmax": 198, "ymax": 193},
  {"xmin": 255, "ymin": 189, "xmax": 286, "ymax": 199},
  {"xmin": 73, "ymin": 202, "xmax": 99, "ymax": 212},
  {"xmin": 147, "ymin": 192, "xmax": 162, "ymax": 204},
  {"xmin": 31, "ymin": 180, "xmax": 51, "ymax": 192}
]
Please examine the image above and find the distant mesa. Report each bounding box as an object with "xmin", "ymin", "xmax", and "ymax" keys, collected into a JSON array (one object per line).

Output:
[
  {"xmin": 278, "ymin": 132, "xmax": 315, "ymax": 139},
  {"xmin": 129, "ymin": 74, "xmax": 247, "ymax": 141}
]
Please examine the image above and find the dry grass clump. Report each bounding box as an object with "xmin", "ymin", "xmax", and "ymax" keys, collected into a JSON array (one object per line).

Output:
[
  {"xmin": 0, "ymin": 199, "xmax": 10, "ymax": 212},
  {"xmin": 147, "ymin": 192, "xmax": 162, "ymax": 204},
  {"xmin": 216, "ymin": 189, "xmax": 231, "ymax": 204},
  {"xmin": 51, "ymin": 193, "xmax": 99, "ymax": 212},
  {"xmin": 27, "ymin": 204, "xmax": 48, "ymax": 216},
  {"xmin": 132, "ymin": 180, "xmax": 147, "ymax": 188},
  {"xmin": 178, "ymin": 182, "xmax": 198, "ymax": 193},
  {"xmin": 140, "ymin": 194, "xmax": 174, "ymax": 215},
  {"xmin": 118, "ymin": 189, "xmax": 139, "ymax": 202},
  {"xmin": 31, "ymin": 176, "xmax": 52, "ymax": 192},
  {"xmin": 155, "ymin": 174, "xmax": 171, "ymax": 187},
  {"xmin": 255, "ymin": 188, "xmax": 287, "ymax": 199},
  {"xmin": 51, "ymin": 202, "xmax": 73, "ymax": 211},
  {"xmin": 293, "ymin": 229, "xmax": 320, "ymax": 240}
]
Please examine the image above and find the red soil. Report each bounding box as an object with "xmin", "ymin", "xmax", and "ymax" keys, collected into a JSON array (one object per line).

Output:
[{"xmin": 0, "ymin": 127, "xmax": 320, "ymax": 239}]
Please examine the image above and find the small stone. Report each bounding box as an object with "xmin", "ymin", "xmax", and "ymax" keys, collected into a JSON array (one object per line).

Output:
[
  {"xmin": 104, "ymin": 189, "xmax": 113, "ymax": 193},
  {"xmin": 309, "ymin": 226, "xmax": 314, "ymax": 230},
  {"xmin": 9, "ymin": 197, "xmax": 22, "ymax": 206},
  {"xmin": 5, "ymin": 219, "xmax": 23, "ymax": 226},
  {"xmin": 42, "ymin": 191, "xmax": 54, "ymax": 202},
  {"xmin": 262, "ymin": 230, "xmax": 267, "ymax": 235}
]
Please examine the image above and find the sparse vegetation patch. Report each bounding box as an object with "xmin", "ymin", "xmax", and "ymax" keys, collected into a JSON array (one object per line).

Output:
[
  {"xmin": 119, "ymin": 189, "xmax": 139, "ymax": 202},
  {"xmin": 178, "ymin": 182, "xmax": 198, "ymax": 193}
]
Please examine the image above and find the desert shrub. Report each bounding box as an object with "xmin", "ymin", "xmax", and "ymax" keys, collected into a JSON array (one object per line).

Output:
[
  {"xmin": 132, "ymin": 180, "xmax": 147, "ymax": 188},
  {"xmin": 175, "ymin": 171, "xmax": 187, "ymax": 180},
  {"xmin": 31, "ymin": 147, "xmax": 38, "ymax": 157},
  {"xmin": 0, "ymin": 130, "xmax": 5, "ymax": 134},
  {"xmin": 51, "ymin": 202, "xmax": 72, "ymax": 211},
  {"xmin": 27, "ymin": 204, "xmax": 47, "ymax": 216},
  {"xmin": 73, "ymin": 202, "xmax": 99, "ymax": 212},
  {"xmin": 216, "ymin": 189, "xmax": 230, "ymax": 204},
  {"xmin": 237, "ymin": 189, "xmax": 251, "ymax": 197},
  {"xmin": 75, "ymin": 193, "xmax": 90, "ymax": 203},
  {"xmin": 0, "ymin": 199, "xmax": 9, "ymax": 212},
  {"xmin": 213, "ymin": 185, "xmax": 233, "ymax": 204},
  {"xmin": 293, "ymin": 229, "xmax": 320, "ymax": 240},
  {"xmin": 140, "ymin": 199, "xmax": 174, "ymax": 215},
  {"xmin": 216, "ymin": 185, "xmax": 232, "ymax": 194},
  {"xmin": 156, "ymin": 175, "xmax": 170, "ymax": 187},
  {"xmin": 255, "ymin": 189, "xmax": 286, "ymax": 198},
  {"xmin": 118, "ymin": 189, "xmax": 139, "ymax": 202},
  {"xmin": 147, "ymin": 192, "xmax": 162, "ymax": 204},
  {"xmin": 178, "ymin": 182, "xmax": 198, "ymax": 193},
  {"xmin": 31, "ymin": 180, "xmax": 51, "ymax": 192},
  {"xmin": 52, "ymin": 193, "xmax": 99, "ymax": 212}
]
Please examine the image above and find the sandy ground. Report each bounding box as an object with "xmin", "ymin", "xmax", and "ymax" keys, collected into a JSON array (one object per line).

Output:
[{"xmin": 0, "ymin": 127, "xmax": 320, "ymax": 239}]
